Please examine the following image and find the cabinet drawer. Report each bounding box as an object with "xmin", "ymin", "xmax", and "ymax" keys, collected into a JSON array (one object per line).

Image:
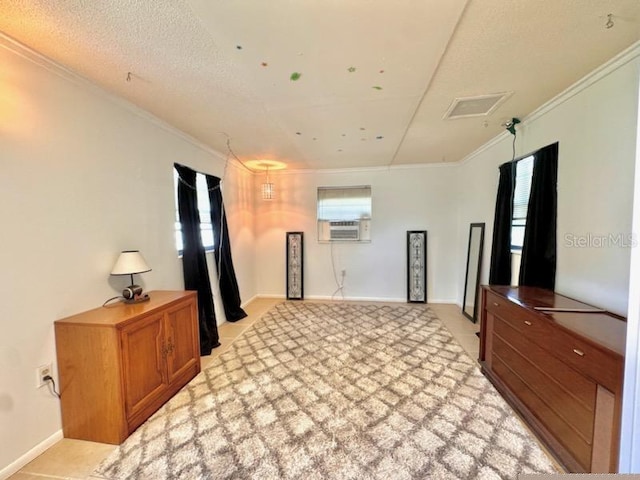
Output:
[
  {"xmin": 549, "ymin": 328, "xmax": 623, "ymax": 393},
  {"xmin": 492, "ymin": 329, "xmax": 595, "ymax": 443},
  {"xmin": 486, "ymin": 292, "xmax": 553, "ymax": 342},
  {"xmin": 494, "ymin": 317, "xmax": 596, "ymax": 412},
  {"xmin": 492, "ymin": 355, "xmax": 592, "ymax": 471},
  {"xmin": 485, "ymin": 291, "xmax": 518, "ymax": 317},
  {"xmin": 485, "ymin": 290, "xmax": 623, "ymax": 393}
]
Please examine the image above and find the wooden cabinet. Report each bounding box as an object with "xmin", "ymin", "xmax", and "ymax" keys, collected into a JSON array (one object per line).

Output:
[
  {"xmin": 480, "ymin": 286, "xmax": 625, "ymax": 473},
  {"xmin": 55, "ymin": 291, "xmax": 200, "ymax": 444}
]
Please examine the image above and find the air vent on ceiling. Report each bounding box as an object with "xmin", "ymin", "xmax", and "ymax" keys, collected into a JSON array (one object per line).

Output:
[{"xmin": 443, "ymin": 92, "xmax": 512, "ymax": 120}]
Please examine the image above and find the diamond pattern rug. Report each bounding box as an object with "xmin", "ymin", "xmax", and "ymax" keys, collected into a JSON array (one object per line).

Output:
[{"xmin": 96, "ymin": 302, "xmax": 559, "ymax": 479}]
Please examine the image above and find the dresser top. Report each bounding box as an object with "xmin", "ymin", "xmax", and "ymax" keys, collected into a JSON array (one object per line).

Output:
[
  {"xmin": 55, "ymin": 290, "xmax": 196, "ymax": 327},
  {"xmin": 484, "ymin": 285, "xmax": 626, "ymax": 355}
]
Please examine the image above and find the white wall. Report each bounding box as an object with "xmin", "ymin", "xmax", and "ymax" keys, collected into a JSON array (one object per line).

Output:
[
  {"xmin": 456, "ymin": 49, "xmax": 640, "ymax": 316},
  {"xmin": 0, "ymin": 38, "xmax": 255, "ymax": 475},
  {"xmin": 214, "ymin": 160, "xmax": 258, "ymax": 315},
  {"xmin": 254, "ymin": 47, "xmax": 640, "ymax": 313},
  {"xmin": 255, "ymin": 165, "xmax": 461, "ymax": 303},
  {"xmin": 619, "ymin": 59, "xmax": 640, "ymax": 473}
]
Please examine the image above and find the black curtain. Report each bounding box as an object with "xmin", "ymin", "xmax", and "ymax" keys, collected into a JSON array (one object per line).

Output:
[
  {"xmin": 519, "ymin": 143, "xmax": 558, "ymax": 289},
  {"xmin": 174, "ymin": 164, "xmax": 220, "ymax": 355},
  {"xmin": 206, "ymin": 175, "xmax": 248, "ymax": 322},
  {"xmin": 489, "ymin": 161, "xmax": 516, "ymax": 285}
]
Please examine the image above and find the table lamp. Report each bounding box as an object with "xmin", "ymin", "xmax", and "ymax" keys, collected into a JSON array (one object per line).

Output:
[{"xmin": 111, "ymin": 250, "xmax": 152, "ymax": 303}]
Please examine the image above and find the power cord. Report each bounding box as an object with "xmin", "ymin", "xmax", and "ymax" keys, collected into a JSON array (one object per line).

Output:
[
  {"xmin": 330, "ymin": 241, "xmax": 345, "ymax": 300},
  {"xmin": 43, "ymin": 375, "xmax": 61, "ymax": 399},
  {"xmin": 102, "ymin": 296, "xmax": 124, "ymax": 307},
  {"xmin": 331, "ymin": 271, "xmax": 346, "ymax": 300}
]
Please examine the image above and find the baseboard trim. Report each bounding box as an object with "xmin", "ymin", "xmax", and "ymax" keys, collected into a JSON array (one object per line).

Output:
[
  {"xmin": 248, "ymin": 295, "xmax": 459, "ymax": 304},
  {"xmin": 0, "ymin": 430, "xmax": 63, "ymax": 480},
  {"xmin": 240, "ymin": 294, "xmax": 260, "ymax": 308}
]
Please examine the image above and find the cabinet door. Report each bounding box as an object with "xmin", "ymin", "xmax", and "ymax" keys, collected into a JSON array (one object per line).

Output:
[
  {"xmin": 165, "ymin": 299, "xmax": 200, "ymax": 385},
  {"xmin": 120, "ymin": 313, "xmax": 166, "ymax": 419}
]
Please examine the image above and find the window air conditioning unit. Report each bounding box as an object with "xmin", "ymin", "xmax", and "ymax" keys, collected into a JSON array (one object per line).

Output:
[{"xmin": 329, "ymin": 221, "xmax": 360, "ymax": 241}]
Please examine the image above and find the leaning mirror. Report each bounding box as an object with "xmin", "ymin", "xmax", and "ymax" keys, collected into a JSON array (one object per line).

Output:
[{"xmin": 462, "ymin": 223, "xmax": 485, "ymax": 323}]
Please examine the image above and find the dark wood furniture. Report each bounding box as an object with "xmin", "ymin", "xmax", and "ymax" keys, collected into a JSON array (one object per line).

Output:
[
  {"xmin": 55, "ymin": 290, "xmax": 200, "ymax": 444},
  {"xmin": 479, "ymin": 285, "xmax": 625, "ymax": 473}
]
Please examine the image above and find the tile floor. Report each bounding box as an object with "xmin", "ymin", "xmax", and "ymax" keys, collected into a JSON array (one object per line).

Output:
[{"xmin": 7, "ymin": 299, "xmax": 479, "ymax": 480}]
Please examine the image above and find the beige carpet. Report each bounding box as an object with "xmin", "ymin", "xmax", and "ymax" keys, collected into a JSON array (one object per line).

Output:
[{"xmin": 96, "ymin": 302, "xmax": 559, "ymax": 479}]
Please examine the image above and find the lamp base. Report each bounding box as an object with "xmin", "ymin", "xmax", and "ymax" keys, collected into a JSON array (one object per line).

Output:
[{"xmin": 124, "ymin": 294, "xmax": 150, "ymax": 304}]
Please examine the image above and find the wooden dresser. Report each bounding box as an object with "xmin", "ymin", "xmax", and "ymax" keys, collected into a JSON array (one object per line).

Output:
[
  {"xmin": 479, "ymin": 285, "xmax": 625, "ymax": 473},
  {"xmin": 55, "ymin": 290, "xmax": 200, "ymax": 444}
]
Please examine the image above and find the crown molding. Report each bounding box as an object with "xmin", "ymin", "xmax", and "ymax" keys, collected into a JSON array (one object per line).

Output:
[
  {"xmin": 524, "ymin": 40, "xmax": 640, "ymax": 126},
  {"xmin": 459, "ymin": 40, "xmax": 640, "ymax": 166},
  {"xmin": 273, "ymin": 160, "xmax": 457, "ymax": 176},
  {"xmin": 0, "ymin": 32, "xmax": 246, "ymax": 170},
  {"xmin": 4, "ymin": 31, "xmax": 638, "ymax": 175}
]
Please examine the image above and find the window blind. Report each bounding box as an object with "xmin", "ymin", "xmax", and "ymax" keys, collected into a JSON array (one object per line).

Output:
[
  {"xmin": 511, "ymin": 155, "xmax": 534, "ymax": 250},
  {"xmin": 174, "ymin": 170, "xmax": 215, "ymax": 253},
  {"xmin": 513, "ymin": 155, "xmax": 534, "ymax": 220},
  {"xmin": 317, "ymin": 186, "xmax": 372, "ymax": 221}
]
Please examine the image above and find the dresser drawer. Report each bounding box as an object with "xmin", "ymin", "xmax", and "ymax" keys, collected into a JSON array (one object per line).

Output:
[
  {"xmin": 493, "ymin": 317, "xmax": 597, "ymax": 412},
  {"xmin": 492, "ymin": 327, "xmax": 595, "ymax": 443},
  {"xmin": 485, "ymin": 291, "xmax": 518, "ymax": 317},
  {"xmin": 486, "ymin": 291, "xmax": 554, "ymax": 345},
  {"xmin": 549, "ymin": 328, "xmax": 623, "ymax": 393},
  {"xmin": 492, "ymin": 355, "xmax": 592, "ymax": 471}
]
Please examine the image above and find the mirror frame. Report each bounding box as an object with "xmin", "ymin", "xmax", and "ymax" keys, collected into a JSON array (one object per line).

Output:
[{"xmin": 462, "ymin": 223, "xmax": 485, "ymax": 323}]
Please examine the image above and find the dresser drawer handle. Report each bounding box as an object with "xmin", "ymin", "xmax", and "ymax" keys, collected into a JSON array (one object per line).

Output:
[
  {"xmin": 524, "ymin": 320, "xmax": 532, "ymax": 326},
  {"xmin": 573, "ymin": 349, "xmax": 585, "ymax": 357},
  {"xmin": 493, "ymin": 302, "xmax": 499, "ymax": 307}
]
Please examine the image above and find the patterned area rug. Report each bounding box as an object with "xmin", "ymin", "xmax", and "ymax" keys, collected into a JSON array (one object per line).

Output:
[{"xmin": 96, "ymin": 302, "xmax": 559, "ymax": 479}]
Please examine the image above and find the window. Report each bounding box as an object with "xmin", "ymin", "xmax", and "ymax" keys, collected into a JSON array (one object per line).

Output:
[
  {"xmin": 511, "ymin": 155, "xmax": 534, "ymax": 251},
  {"xmin": 317, "ymin": 186, "xmax": 372, "ymax": 242},
  {"xmin": 174, "ymin": 170, "xmax": 215, "ymax": 254}
]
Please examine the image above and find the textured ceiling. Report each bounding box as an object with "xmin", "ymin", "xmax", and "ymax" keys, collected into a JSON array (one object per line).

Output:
[{"xmin": 1, "ymin": 1, "xmax": 639, "ymax": 170}]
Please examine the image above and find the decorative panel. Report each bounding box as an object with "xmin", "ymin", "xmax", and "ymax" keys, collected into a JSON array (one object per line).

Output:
[
  {"xmin": 407, "ymin": 231, "xmax": 427, "ymax": 303},
  {"xmin": 286, "ymin": 232, "xmax": 304, "ymax": 300}
]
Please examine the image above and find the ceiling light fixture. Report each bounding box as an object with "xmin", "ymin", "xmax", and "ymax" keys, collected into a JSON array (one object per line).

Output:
[
  {"xmin": 262, "ymin": 165, "xmax": 274, "ymax": 200},
  {"xmin": 245, "ymin": 160, "xmax": 287, "ymax": 201}
]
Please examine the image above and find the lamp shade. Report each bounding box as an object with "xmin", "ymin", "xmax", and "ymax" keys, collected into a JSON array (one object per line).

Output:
[{"xmin": 111, "ymin": 250, "xmax": 152, "ymax": 275}]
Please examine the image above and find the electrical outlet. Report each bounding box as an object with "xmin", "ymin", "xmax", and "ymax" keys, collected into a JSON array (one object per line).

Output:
[{"xmin": 36, "ymin": 363, "xmax": 52, "ymax": 389}]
